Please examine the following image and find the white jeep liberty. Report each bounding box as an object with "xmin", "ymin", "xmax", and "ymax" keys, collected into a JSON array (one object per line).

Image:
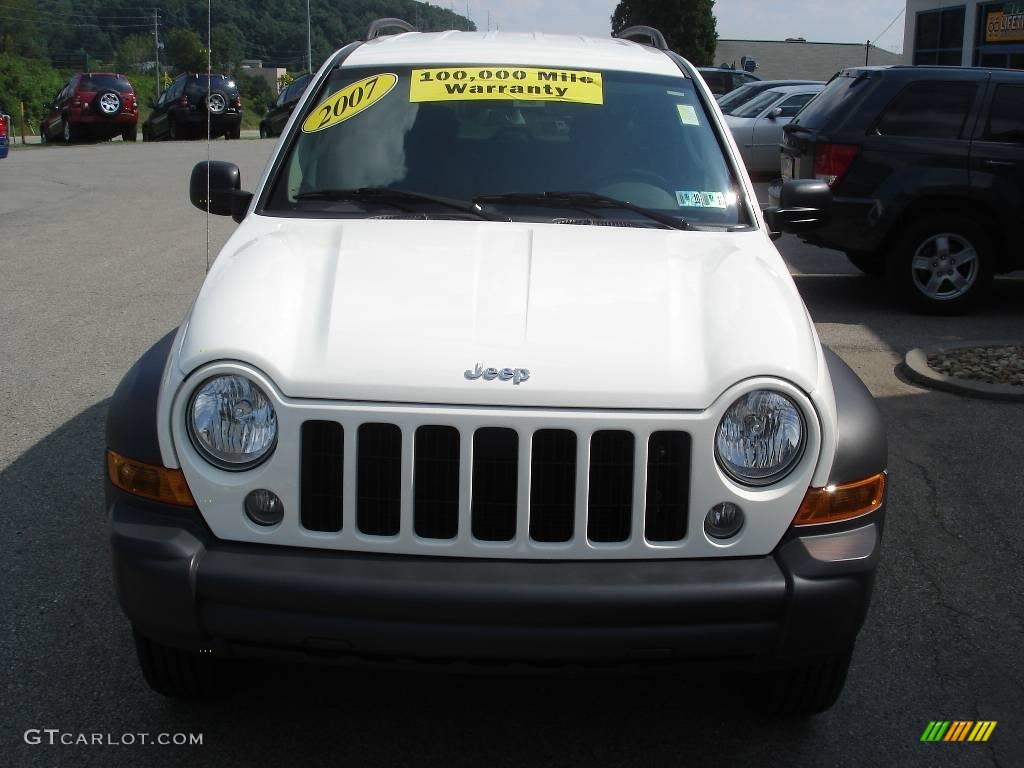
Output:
[{"xmin": 106, "ymin": 21, "xmax": 887, "ymax": 716}]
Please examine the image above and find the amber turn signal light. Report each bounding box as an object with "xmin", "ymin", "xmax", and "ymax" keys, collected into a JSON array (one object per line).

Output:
[
  {"xmin": 794, "ymin": 472, "xmax": 886, "ymax": 526},
  {"xmin": 107, "ymin": 450, "xmax": 196, "ymax": 507}
]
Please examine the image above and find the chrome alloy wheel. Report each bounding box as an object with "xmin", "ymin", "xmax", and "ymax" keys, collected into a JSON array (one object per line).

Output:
[
  {"xmin": 910, "ymin": 233, "xmax": 979, "ymax": 302},
  {"xmin": 207, "ymin": 92, "xmax": 227, "ymax": 114},
  {"xmin": 98, "ymin": 92, "xmax": 121, "ymax": 115}
]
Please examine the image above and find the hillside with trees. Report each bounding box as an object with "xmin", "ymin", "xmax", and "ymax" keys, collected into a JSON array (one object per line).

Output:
[{"xmin": 0, "ymin": 0, "xmax": 473, "ymax": 133}]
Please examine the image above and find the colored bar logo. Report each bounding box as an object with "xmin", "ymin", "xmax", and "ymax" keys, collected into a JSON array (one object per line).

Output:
[{"xmin": 921, "ymin": 721, "xmax": 997, "ymax": 742}]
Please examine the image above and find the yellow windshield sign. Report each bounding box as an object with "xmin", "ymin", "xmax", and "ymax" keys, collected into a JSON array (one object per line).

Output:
[
  {"xmin": 410, "ymin": 67, "xmax": 603, "ymax": 105},
  {"xmin": 302, "ymin": 73, "xmax": 399, "ymax": 133}
]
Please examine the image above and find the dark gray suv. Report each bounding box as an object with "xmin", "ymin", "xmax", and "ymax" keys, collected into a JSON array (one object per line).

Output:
[
  {"xmin": 775, "ymin": 65, "xmax": 1024, "ymax": 314},
  {"xmin": 142, "ymin": 73, "xmax": 243, "ymax": 141}
]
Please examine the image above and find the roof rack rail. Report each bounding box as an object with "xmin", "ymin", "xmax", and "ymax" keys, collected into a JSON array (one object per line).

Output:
[
  {"xmin": 613, "ymin": 25, "xmax": 669, "ymax": 50},
  {"xmin": 365, "ymin": 18, "xmax": 417, "ymax": 40}
]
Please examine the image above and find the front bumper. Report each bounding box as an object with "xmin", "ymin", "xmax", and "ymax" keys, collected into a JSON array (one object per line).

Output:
[{"xmin": 109, "ymin": 483, "xmax": 883, "ymax": 666}]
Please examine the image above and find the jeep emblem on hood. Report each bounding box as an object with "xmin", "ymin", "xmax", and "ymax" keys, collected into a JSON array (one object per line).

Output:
[{"xmin": 465, "ymin": 363, "xmax": 531, "ymax": 385}]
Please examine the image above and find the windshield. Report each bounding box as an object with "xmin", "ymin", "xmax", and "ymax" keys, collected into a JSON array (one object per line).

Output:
[
  {"xmin": 263, "ymin": 65, "xmax": 749, "ymax": 228},
  {"xmin": 730, "ymin": 89, "xmax": 784, "ymax": 118},
  {"xmin": 790, "ymin": 71, "xmax": 867, "ymax": 130},
  {"xmin": 718, "ymin": 83, "xmax": 761, "ymax": 113},
  {"xmin": 80, "ymin": 75, "xmax": 132, "ymax": 92}
]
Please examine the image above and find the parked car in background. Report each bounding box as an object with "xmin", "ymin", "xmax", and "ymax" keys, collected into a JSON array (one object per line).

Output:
[
  {"xmin": 142, "ymin": 73, "xmax": 242, "ymax": 141},
  {"xmin": 259, "ymin": 73, "xmax": 312, "ymax": 138},
  {"xmin": 718, "ymin": 80, "xmax": 823, "ymax": 114},
  {"xmin": 0, "ymin": 111, "xmax": 9, "ymax": 158},
  {"xmin": 697, "ymin": 67, "xmax": 760, "ymax": 96},
  {"xmin": 776, "ymin": 65, "xmax": 1024, "ymax": 313},
  {"xmin": 724, "ymin": 83, "xmax": 823, "ymax": 173},
  {"xmin": 40, "ymin": 73, "xmax": 138, "ymax": 143}
]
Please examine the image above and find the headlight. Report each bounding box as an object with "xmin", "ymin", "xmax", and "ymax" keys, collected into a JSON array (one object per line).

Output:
[
  {"xmin": 188, "ymin": 375, "xmax": 277, "ymax": 470},
  {"xmin": 715, "ymin": 390, "xmax": 805, "ymax": 486}
]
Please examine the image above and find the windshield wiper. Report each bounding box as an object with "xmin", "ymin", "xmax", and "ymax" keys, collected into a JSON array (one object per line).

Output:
[
  {"xmin": 294, "ymin": 187, "xmax": 506, "ymax": 221},
  {"xmin": 473, "ymin": 191, "xmax": 691, "ymax": 230}
]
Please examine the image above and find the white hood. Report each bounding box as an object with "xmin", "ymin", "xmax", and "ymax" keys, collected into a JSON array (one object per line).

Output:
[{"xmin": 178, "ymin": 218, "xmax": 818, "ymax": 410}]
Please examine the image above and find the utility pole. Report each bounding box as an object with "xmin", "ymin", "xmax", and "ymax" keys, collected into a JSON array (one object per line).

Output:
[
  {"xmin": 865, "ymin": 39, "xmax": 870, "ymax": 66},
  {"xmin": 306, "ymin": 0, "xmax": 312, "ymax": 73},
  {"xmin": 153, "ymin": 9, "xmax": 161, "ymax": 97}
]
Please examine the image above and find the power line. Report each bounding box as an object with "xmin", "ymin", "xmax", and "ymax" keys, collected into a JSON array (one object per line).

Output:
[{"xmin": 871, "ymin": 7, "xmax": 906, "ymax": 49}]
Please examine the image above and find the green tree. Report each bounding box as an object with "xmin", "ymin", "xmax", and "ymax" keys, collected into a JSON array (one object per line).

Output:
[
  {"xmin": 234, "ymin": 69, "xmax": 274, "ymax": 117},
  {"xmin": 164, "ymin": 27, "xmax": 205, "ymax": 73},
  {"xmin": 0, "ymin": 53, "xmax": 64, "ymax": 133},
  {"xmin": 211, "ymin": 23, "xmax": 244, "ymax": 73},
  {"xmin": 114, "ymin": 33, "xmax": 153, "ymax": 73},
  {"xmin": 611, "ymin": 0, "xmax": 718, "ymax": 65}
]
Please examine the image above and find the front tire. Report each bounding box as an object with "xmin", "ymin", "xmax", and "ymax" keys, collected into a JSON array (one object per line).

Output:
[
  {"xmin": 886, "ymin": 213, "xmax": 994, "ymax": 315},
  {"xmin": 132, "ymin": 628, "xmax": 233, "ymax": 698},
  {"xmin": 755, "ymin": 647, "xmax": 853, "ymax": 716},
  {"xmin": 259, "ymin": 123, "xmax": 269, "ymax": 139},
  {"xmin": 168, "ymin": 118, "xmax": 179, "ymax": 141}
]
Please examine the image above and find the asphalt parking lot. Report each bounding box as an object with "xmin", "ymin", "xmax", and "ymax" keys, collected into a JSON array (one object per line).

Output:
[{"xmin": 1, "ymin": 141, "xmax": 1022, "ymax": 768}]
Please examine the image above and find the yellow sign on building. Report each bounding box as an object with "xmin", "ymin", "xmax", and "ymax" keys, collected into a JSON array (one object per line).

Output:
[{"xmin": 985, "ymin": 9, "xmax": 1024, "ymax": 43}]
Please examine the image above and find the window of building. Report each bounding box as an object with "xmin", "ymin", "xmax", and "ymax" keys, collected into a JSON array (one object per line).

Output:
[
  {"xmin": 914, "ymin": 6, "xmax": 967, "ymax": 65},
  {"xmin": 984, "ymin": 84, "xmax": 1024, "ymax": 142},
  {"xmin": 875, "ymin": 81, "xmax": 977, "ymax": 139}
]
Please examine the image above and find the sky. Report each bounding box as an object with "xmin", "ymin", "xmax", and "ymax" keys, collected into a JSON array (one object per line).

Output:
[{"xmin": 445, "ymin": 1, "xmax": 907, "ymax": 53}]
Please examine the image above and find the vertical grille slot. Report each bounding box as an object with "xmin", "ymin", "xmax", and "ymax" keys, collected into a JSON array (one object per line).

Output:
[
  {"xmin": 300, "ymin": 421, "xmax": 344, "ymax": 533},
  {"xmin": 414, "ymin": 426, "xmax": 460, "ymax": 540},
  {"xmin": 471, "ymin": 428, "xmax": 518, "ymax": 541},
  {"xmin": 357, "ymin": 423, "xmax": 402, "ymax": 536},
  {"xmin": 645, "ymin": 431, "xmax": 691, "ymax": 542},
  {"xmin": 588, "ymin": 431, "xmax": 635, "ymax": 543},
  {"xmin": 530, "ymin": 429, "xmax": 577, "ymax": 543}
]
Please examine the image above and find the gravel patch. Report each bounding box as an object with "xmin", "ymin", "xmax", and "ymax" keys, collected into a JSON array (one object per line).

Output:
[{"xmin": 927, "ymin": 345, "xmax": 1024, "ymax": 386}]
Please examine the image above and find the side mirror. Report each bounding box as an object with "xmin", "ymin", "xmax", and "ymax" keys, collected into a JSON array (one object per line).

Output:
[
  {"xmin": 762, "ymin": 179, "xmax": 831, "ymax": 235},
  {"xmin": 190, "ymin": 161, "xmax": 253, "ymax": 223},
  {"xmin": 768, "ymin": 107, "xmax": 783, "ymax": 120}
]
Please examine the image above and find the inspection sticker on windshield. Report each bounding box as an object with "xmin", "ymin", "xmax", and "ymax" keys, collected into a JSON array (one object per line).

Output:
[
  {"xmin": 302, "ymin": 73, "xmax": 399, "ymax": 133},
  {"xmin": 676, "ymin": 104, "xmax": 700, "ymax": 126},
  {"xmin": 411, "ymin": 67, "xmax": 603, "ymax": 105},
  {"xmin": 677, "ymin": 191, "xmax": 727, "ymax": 209}
]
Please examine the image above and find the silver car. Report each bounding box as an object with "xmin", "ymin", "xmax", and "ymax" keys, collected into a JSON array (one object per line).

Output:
[{"xmin": 724, "ymin": 83, "xmax": 824, "ymax": 173}]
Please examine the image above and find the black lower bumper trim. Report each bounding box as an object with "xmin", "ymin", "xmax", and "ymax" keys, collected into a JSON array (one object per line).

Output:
[{"xmin": 108, "ymin": 484, "xmax": 882, "ymax": 664}]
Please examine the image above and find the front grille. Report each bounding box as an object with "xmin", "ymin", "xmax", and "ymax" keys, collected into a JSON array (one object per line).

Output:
[
  {"xmin": 529, "ymin": 430, "xmax": 577, "ymax": 543},
  {"xmin": 471, "ymin": 428, "xmax": 519, "ymax": 541},
  {"xmin": 645, "ymin": 432, "xmax": 691, "ymax": 542},
  {"xmin": 414, "ymin": 426, "xmax": 460, "ymax": 540},
  {"xmin": 300, "ymin": 421, "xmax": 344, "ymax": 532},
  {"xmin": 357, "ymin": 423, "xmax": 402, "ymax": 536},
  {"xmin": 587, "ymin": 431, "xmax": 635, "ymax": 543},
  {"xmin": 300, "ymin": 420, "xmax": 691, "ymax": 553}
]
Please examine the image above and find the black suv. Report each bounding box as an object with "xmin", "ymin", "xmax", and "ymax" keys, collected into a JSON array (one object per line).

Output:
[
  {"xmin": 142, "ymin": 73, "xmax": 242, "ymax": 141},
  {"xmin": 259, "ymin": 74, "xmax": 311, "ymax": 138},
  {"xmin": 776, "ymin": 65, "xmax": 1024, "ymax": 313},
  {"xmin": 697, "ymin": 67, "xmax": 760, "ymax": 96}
]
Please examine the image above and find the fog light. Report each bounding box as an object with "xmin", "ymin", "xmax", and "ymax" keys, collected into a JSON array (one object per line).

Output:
[
  {"xmin": 705, "ymin": 502, "xmax": 744, "ymax": 540},
  {"xmin": 244, "ymin": 489, "xmax": 284, "ymax": 527}
]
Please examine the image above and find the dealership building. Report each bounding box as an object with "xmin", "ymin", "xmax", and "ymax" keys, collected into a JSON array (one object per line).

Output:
[{"xmin": 904, "ymin": 1, "xmax": 1024, "ymax": 69}]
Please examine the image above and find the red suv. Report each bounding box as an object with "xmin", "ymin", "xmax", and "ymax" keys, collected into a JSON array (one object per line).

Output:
[{"xmin": 40, "ymin": 73, "xmax": 139, "ymax": 144}]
